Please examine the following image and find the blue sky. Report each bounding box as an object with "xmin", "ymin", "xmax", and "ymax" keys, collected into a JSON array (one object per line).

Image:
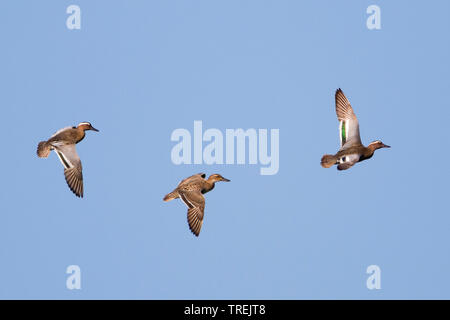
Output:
[{"xmin": 1, "ymin": 0, "xmax": 449, "ymax": 299}]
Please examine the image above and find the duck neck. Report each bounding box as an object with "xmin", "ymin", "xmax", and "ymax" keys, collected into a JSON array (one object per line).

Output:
[
  {"xmin": 363, "ymin": 144, "xmax": 378, "ymax": 159},
  {"xmin": 203, "ymin": 179, "xmax": 216, "ymax": 193},
  {"xmin": 75, "ymin": 127, "xmax": 86, "ymax": 143}
]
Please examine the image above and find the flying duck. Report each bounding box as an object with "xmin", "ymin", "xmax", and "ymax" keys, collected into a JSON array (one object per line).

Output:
[
  {"xmin": 321, "ymin": 89, "xmax": 390, "ymax": 170},
  {"xmin": 37, "ymin": 122, "xmax": 99, "ymax": 197},
  {"xmin": 163, "ymin": 173, "xmax": 230, "ymax": 237}
]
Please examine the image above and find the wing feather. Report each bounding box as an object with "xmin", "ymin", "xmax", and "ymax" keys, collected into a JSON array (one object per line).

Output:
[
  {"xmin": 335, "ymin": 89, "xmax": 362, "ymax": 149},
  {"xmin": 179, "ymin": 190, "xmax": 205, "ymax": 237},
  {"xmin": 54, "ymin": 144, "xmax": 84, "ymax": 198}
]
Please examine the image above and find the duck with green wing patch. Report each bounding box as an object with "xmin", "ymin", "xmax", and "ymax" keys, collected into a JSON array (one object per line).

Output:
[{"xmin": 321, "ymin": 89, "xmax": 390, "ymax": 170}]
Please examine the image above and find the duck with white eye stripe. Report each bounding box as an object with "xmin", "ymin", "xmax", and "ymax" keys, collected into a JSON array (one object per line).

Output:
[
  {"xmin": 163, "ymin": 173, "xmax": 230, "ymax": 237},
  {"xmin": 321, "ymin": 89, "xmax": 390, "ymax": 170},
  {"xmin": 37, "ymin": 122, "xmax": 99, "ymax": 197}
]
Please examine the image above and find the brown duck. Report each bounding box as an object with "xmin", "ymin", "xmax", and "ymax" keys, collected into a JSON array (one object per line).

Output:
[
  {"xmin": 37, "ymin": 122, "xmax": 99, "ymax": 197},
  {"xmin": 321, "ymin": 89, "xmax": 390, "ymax": 170},
  {"xmin": 163, "ymin": 173, "xmax": 230, "ymax": 237}
]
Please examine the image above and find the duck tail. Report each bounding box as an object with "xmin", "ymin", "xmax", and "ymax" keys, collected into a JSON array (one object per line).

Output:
[
  {"xmin": 37, "ymin": 141, "xmax": 51, "ymax": 158},
  {"xmin": 321, "ymin": 154, "xmax": 337, "ymax": 168},
  {"xmin": 163, "ymin": 191, "xmax": 178, "ymax": 202}
]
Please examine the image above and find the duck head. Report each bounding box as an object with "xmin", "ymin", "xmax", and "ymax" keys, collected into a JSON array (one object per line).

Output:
[
  {"xmin": 368, "ymin": 140, "xmax": 390, "ymax": 150},
  {"xmin": 77, "ymin": 122, "xmax": 99, "ymax": 132},
  {"xmin": 207, "ymin": 174, "xmax": 231, "ymax": 183}
]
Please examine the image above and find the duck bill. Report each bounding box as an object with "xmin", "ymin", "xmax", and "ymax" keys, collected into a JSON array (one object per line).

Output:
[
  {"xmin": 383, "ymin": 144, "xmax": 391, "ymax": 148},
  {"xmin": 90, "ymin": 126, "xmax": 99, "ymax": 132},
  {"xmin": 221, "ymin": 177, "xmax": 231, "ymax": 182}
]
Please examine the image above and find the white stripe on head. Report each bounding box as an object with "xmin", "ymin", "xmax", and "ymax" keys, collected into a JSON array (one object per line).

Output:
[
  {"xmin": 369, "ymin": 140, "xmax": 382, "ymax": 145},
  {"xmin": 78, "ymin": 122, "xmax": 91, "ymax": 127}
]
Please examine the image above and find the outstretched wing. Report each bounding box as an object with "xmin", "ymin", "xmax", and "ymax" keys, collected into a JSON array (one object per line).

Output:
[
  {"xmin": 335, "ymin": 89, "xmax": 362, "ymax": 150},
  {"xmin": 178, "ymin": 189, "xmax": 205, "ymax": 237},
  {"xmin": 52, "ymin": 143, "xmax": 84, "ymax": 197}
]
